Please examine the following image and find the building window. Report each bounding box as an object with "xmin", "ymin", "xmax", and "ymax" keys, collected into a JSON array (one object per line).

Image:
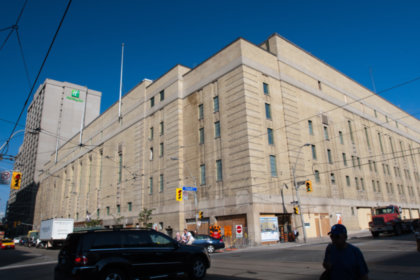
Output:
[
  {"xmin": 323, "ymin": 126, "xmax": 329, "ymax": 140},
  {"xmin": 198, "ymin": 104, "xmax": 204, "ymax": 120},
  {"xmin": 267, "ymin": 128, "xmax": 274, "ymax": 145},
  {"xmin": 360, "ymin": 178, "xmax": 365, "ymax": 190},
  {"xmin": 160, "ymin": 122, "xmax": 164, "ymax": 135},
  {"xmin": 355, "ymin": 177, "xmax": 359, "ymax": 190},
  {"xmin": 160, "ymin": 90, "xmax": 165, "ymax": 101},
  {"xmin": 389, "ymin": 137, "xmax": 395, "ymax": 156},
  {"xmin": 346, "ymin": 176, "xmax": 350, "ymax": 186},
  {"xmin": 311, "ymin": 145, "xmax": 317, "ymax": 160},
  {"xmin": 270, "ymin": 155, "xmax": 278, "ymax": 177},
  {"xmin": 128, "ymin": 202, "xmax": 132, "ymax": 212},
  {"xmin": 149, "ymin": 177, "xmax": 153, "ymax": 194},
  {"xmin": 373, "ymin": 161, "xmax": 377, "ymax": 172},
  {"xmin": 97, "ymin": 209, "xmax": 100, "ymax": 218},
  {"xmin": 118, "ymin": 151, "xmax": 123, "ymax": 184},
  {"xmin": 76, "ymin": 212, "xmax": 79, "ymax": 220},
  {"xmin": 160, "ymin": 174, "xmax": 164, "ymax": 192},
  {"xmin": 377, "ymin": 180, "xmax": 381, "ymax": 192},
  {"xmin": 372, "ymin": 180, "xmax": 376, "ymax": 192},
  {"xmin": 199, "ymin": 127, "xmax": 204, "ymax": 144},
  {"xmin": 106, "ymin": 207, "xmax": 110, "ymax": 216},
  {"xmin": 382, "ymin": 164, "xmax": 387, "ymax": 175},
  {"xmin": 213, "ymin": 96, "xmax": 219, "ymax": 112},
  {"xmin": 117, "ymin": 204, "xmax": 120, "ymax": 214},
  {"xmin": 150, "ymin": 148, "xmax": 153, "ymax": 160},
  {"xmin": 200, "ymin": 164, "xmax": 206, "ymax": 185},
  {"xmin": 339, "ymin": 131, "xmax": 343, "ymax": 144},
  {"xmin": 374, "ymin": 109, "xmax": 377, "ymax": 118},
  {"xmin": 342, "ymin": 153, "xmax": 347, "ymax": 166},
  {"xmin": 348, "ymin": 120, "xmax": 354, "ymax": 144},
  {"xmin": 149, "ymin": 127, "xmax": 154, "ymax": 140},
  {"xmin": 327, "ymin": 149, "xmax": 332, "ymax": 164},
  {"xmin": 330, "ymin": 173, "xmax": 336, "ymax": 184},
  {"xmin": 265, "ymin": 103, "xmax": 271, "ymax": 119},
  {"xmin": 308, "ymin": 120, "xmax": 314, "ymax": 135},
  {"xmin": 214, "ymin": 121, "xmax": 221, "ymax": 138},
  {"xmin": 314, "ymin": 170, "xmax": 320, "ymax": 182},
  {"xmin": 318, "ymin": 80, "xmax": 322, "ymax": 90},
  {"xmin": 364, "ymin": 127, "xmax": 370, "ymax": 149},
  {"xmin": 378, "ymin": 133, "xmax": 384, "ymax": 154},
  {"xmin": 150, "ymin": 96, "xmax": 155, "ymax": 107},
  {"xmin": 263, "ymin": 82, "xmax": 269, "ymax": 95},
  {"xmin": 357, "ymin": 157, "xmax": 361, "ymax": 169},
  {"xmin": 159, "ymin": 143, "xmax": 164, "ymax": 157},
  {"xmin": 216, "ymin": 160, "xmax": 223, "ymax": 181}
]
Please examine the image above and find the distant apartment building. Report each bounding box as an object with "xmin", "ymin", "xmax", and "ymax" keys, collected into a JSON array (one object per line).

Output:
[
  {"xmin": 6, "ymin": 79, "xmax": 101, "ymax": 235},
  {"xmin": 33, "ymin": 34, "xmax": 419, "ymax": 245}
]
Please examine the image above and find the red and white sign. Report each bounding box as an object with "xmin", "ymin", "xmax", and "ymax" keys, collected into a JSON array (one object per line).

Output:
[{"xmin": 236, "ymin": 225, "xmax": 243, "ymax": 238}]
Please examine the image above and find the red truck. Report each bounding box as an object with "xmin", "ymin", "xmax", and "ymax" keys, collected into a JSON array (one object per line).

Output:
[{"xmin": 369, "ymin": 205, "xmax": 413, "ymax": 237}]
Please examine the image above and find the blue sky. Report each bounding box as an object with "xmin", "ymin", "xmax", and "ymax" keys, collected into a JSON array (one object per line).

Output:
[{"xmin": 0, "ymin": 0, "xmax": 419, "ymax": 216}]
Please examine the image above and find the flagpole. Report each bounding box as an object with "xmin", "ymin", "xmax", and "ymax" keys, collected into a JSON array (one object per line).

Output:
[{"xmin": 118, "ymin": 43, "xmax": 124, "ymax": 121}]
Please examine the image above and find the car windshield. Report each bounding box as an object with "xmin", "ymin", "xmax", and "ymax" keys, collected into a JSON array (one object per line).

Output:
[{"xmin": 375, "ymin": 207, "xmax": 394, "ymax": 215}]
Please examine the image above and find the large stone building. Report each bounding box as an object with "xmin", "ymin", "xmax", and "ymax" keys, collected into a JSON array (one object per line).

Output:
[
  {"xmin": 33, "ymin": 34, "xmax": 419, "ymax": 244},
  {"xmin": 6, "ymin": 79, "xmax": 101, "ymax": 235}
]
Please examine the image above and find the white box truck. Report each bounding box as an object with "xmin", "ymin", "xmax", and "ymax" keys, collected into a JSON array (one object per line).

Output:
[{"xmin": 39, "ymin": 218, "xmax": 74, "ymax": 248}]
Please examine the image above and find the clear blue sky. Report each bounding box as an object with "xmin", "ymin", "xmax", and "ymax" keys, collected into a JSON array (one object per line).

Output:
[{"xmin": 1, "ymin": 0, "xmax": 419, "ymax": 216}]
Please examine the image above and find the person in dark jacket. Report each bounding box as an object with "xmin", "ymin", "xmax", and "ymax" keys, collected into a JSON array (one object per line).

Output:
[{"xmin": 322, "ymin": 224, "xmax": 369, "ymax": 280}]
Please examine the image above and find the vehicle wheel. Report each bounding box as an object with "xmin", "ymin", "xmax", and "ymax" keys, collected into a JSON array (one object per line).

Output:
[
  {"xmin": 189, "ymin": 258, "xmax": 207, "ymax": 280},
  {"xmin": 371, "ymin": 232, "xmax": 379, "ymax": 238},
  {"xmin": 101, "ymin": 268, "xmax": 127, "ymax": 280},
  {"xmin": 207, "ymin": 245, "xmax": 215, "ymax": 254},
  {"xmin": 395, "ymin": 225, "xmax": 402, "ymax": 236}
]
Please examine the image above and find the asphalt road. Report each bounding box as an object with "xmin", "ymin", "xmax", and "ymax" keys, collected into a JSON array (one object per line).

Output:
[{"xmin": 0, "ymin": 233, "xmax": 419, "ymax": 280}]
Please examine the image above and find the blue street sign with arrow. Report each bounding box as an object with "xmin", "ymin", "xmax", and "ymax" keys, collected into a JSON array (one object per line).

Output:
[{"xmin": 182, "ymin": 186, "xmax": 197, "ymax": 191}]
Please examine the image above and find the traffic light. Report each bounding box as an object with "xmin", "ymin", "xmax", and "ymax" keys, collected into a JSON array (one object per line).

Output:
[
  {"xmin": 11, "ymin": 171, "xmax": 22, "ymax": 190},
  {"xmin": 199, "ymin": 211, "xmax": 203, "ymax": 219},
  {"xmin": 176, "ymin": 188, "xmax": 183, "ymax": 201},
  {"xmin": 294, "ymin": 206, "xmax": 299, "ymax": 215},
  {"xmin": 305, "ymin": 180, "xmax": 312, "ymax": 192}
]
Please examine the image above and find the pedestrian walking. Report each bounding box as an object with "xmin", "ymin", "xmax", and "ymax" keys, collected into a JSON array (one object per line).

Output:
[
  {"xmin": 183, "ymin": 228, "xmax": 195, "ymax": 245},
  {"xmin": 321, "ymin": 224, "xmax": 369, "ymax": 280}
]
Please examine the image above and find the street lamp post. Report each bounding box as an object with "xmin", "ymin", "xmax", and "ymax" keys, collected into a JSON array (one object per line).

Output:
[
  {"xmin": 170, "ymin": 156, "xmax": 199, "ymax": 231},
  {"xmin": 292, "ymin": 143, "xmax": 310, "ymax": 243}
]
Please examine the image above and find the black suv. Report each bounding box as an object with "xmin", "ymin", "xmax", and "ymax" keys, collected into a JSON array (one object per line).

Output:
[{"xmin": 54, "ymin": 228, "xmax": 210, "ymax": 280}]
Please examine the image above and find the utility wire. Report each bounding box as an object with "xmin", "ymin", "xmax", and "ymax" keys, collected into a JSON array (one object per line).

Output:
[
  {"xmin": 1, "ymin": 0, "xmax": 72, "ymax": 155},
  {"xmin": 0, "ymin": 0, "xmax": 28, "ymax": 51},
  {"xmin": 15, "ymin": 28, "xmax": 31, "ymax": 88}
]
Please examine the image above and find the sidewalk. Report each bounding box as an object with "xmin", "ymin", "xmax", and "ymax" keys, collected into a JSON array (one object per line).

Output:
[{"xmin": 218, "ymin": 229, "xmax": 372, "ymax": 253}]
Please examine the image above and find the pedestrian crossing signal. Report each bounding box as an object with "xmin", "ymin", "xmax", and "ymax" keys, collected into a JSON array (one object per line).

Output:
[
  {"xmin": 199, "ymin": 211, "xmax": 203, "ymax": 219},
  {"xmin": 11, "ymin": 171, "xmax": 22, "ymax": 190},
  {"xmin": 176, "ymin": 188, "xmax": 183, "ymax": 201},
  {"xmin": 305, "ymin": 180, "xmax": 312, "ymax": 192}
]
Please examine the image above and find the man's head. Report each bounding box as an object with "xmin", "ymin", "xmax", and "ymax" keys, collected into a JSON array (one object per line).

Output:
[
  {"xmin": 329, "ymin": 224, "xmax": 347, "ymax": 248},
  {"xmin": 183, "ymin": 228, "xmax": 188, "ymax": 233}
]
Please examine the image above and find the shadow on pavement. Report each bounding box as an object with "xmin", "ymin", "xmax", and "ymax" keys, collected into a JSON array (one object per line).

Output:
[{"xmin": 0, "ymin": 247, "xmax": 40, "ymax": 268}]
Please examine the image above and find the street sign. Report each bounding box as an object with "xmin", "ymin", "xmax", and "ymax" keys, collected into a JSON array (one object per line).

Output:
[
  {"xmin": 182, "ymin": 186, "xmax": 197, "ymax": 191},
  {"xmin": 236, "ymin": 225, "xmax": 243, "ymax": 238}
]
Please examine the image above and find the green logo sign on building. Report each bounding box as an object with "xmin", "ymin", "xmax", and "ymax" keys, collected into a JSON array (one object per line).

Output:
[{"xmin": 71, "ymin": 89, "xmax": 80, "ymax": 98}]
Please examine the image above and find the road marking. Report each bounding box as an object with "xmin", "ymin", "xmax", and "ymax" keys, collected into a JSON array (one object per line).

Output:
[{"xmin": 0, "ymin": 260, "xmax": 57, "ymax": 271}]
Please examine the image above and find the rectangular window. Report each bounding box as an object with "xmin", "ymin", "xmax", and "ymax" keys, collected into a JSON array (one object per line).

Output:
[
  {"xmin": 372, "ymin": 180, "xmax": 376, "ymax": 192},
  {"xmin": 198, "ymin": 104, "xmax": 204, "ymax": 120},
  {"xmin": 213, "ymin": 96, "xmax": 219, "ymax": 112},
  {"xmin": 149, "ymin": 147, "xmax": 153, "ymax": 161},
  {"xmin": 149, "ymin": 177, "xmax": 153, "ymax": 194},
  {"xmin": 364, "ymin": 127, "xmax": 370, "ymax": 149},
  {"xmin": 267, "ymin": 128, "xmax": 274, "ymax": 145},
  {"xmin": 314, "ymin": 170, "xmax": 320, "ymax": 182},
  {"xmin": 118, "ymin": 151, "xmax": 123, "ymax": 184},
  {"xmin": 382, "ymin": 164, "xmax": 386, "ymax": 175},
  {"xmin": 159, "ymin": 174, "xmax": 164, "ymax": 192},
  {"xmin": 327, "ymin": 149, "xmax": 333, "ymax": 164},
  {"xmin": 128, "ymin": 202, "xmax": 132, "ymax": 212},
  {"xmin": 324, "ymin": 126, "xmax": 329, "ymax": 140},
  {"xmin": 351, "ymin": 156, "xmax": 356, "ymax": 168},
  {"xmin": 270, "ymin": 155, "xmax": 278, "ymax": 177},
  {"xmin": 265, "ymin": 103, "xmax": 272, "ymax": 119},
  {"xmin": 378, "ymin": 133, "xmax": 384, "ymax": 154},
  {"xmin": 263, "ymin": 82, "xmax": 269, "ymax": 95},
  {"xmin": 374, "ymin": 109, "xmax": 377, "ymax": 117},
  {"xmin": 346, "ymin": 176, "xmax": 350, "ymax": 186},
  {"xmin": 389, "ymin": 137, "xmax": 395, "ymax": 156},
  {"xmin": 200, "ymin": 164, "xmax": 206, "ymax": 185},
  {"xmin": 216, "ymin": 160, "xmax": 223, "ymax": 181},
  {"xmin": 160, "ymin": 122, "xmax": 164, "ymax": 135},
  {"xmin": 97, "ymin": 209, "xmax": 100, "ymax": 218},
  {"xmin": 339, "ymin": 131, "xmax": 344, "ymax": 144},
  {"xmin": 348, "ymin": 120, "xmax": 354, "ymax": 144},
  {"xmin": 360, "ymin": 178, "xmax": 365, "ymax": 190},
  {"xmin": 149, "ymin": 127, "xmax": 154, "ymax": 140},
  {"xmin": 386, "ymin": 182, "xmax": 390, "ymax": 193},
  {"xmin": 308, "ymin": 120, "xmax": 314, "ymax": 135},
  {"xmin": 330, "ymin": 173, "xmax": 336, "ymax": 184},
  {"xmin": 389, "ymin": 183, "xmax": 393, "ymax": 194},
  {"xmin": 357, "ymin": 157, "xmax": 361, "ymax": 169},
  {"xmin": 214, "ymin": 121, "xmax": 221, "ymax": 138},
  {"xmin": 373, "ymin": 161, "xmax": 377, "ymax": 172},
  {"xmin": 342, "ymin": 153, "xmax": 347, "ymax": 166},
  {"xmin": 106, "ymin": 206, "xmax": 110, "ymax": 216},
  {"xmin": 150, "ymin": 96, "xmax": 155, "ymax": 107},
  {"xmin": 311, "ymin": 145, "xmax": 317, "ymax": 160},
  {"xmin": 355, "ymin": 177, "xmax": 359, "ymax": 190},
  {"xmin": 160, "ymin": 90, "xmax": 165, "ymax": 101},
  {"xmin": 199, "ymin": 128, "xmax": 204, "ymax": 144},
  {"xmin": 159, "ymin": 143, "xmax": 164, "ymax": 157},
  {"xmin": 377, "ymin": 180, "xmax": 381, "ymax": 192},
  {"xmin": 117, "ymin": 204, "xmax": 120, "ymax": 214}
]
